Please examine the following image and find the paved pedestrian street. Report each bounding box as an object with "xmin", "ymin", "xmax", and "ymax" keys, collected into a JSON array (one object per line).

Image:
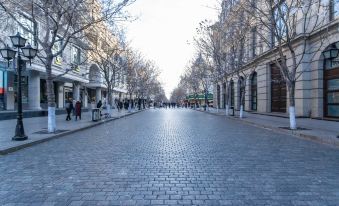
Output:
[{"xmin": 0, "ymin": 109, "xmax": 338, "ymax": 206}]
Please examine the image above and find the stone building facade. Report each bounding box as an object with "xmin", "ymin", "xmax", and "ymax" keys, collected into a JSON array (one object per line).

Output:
[
  {"xmin": 0, "ymin": 8, "xmax": 127, "ymax": 111},
  {"xmin": 213, "ymin": 0, "xmax": 339, "ymax": 120}
]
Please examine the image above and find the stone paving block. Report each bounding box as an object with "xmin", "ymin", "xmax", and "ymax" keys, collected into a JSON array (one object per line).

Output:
[{"xmin": 0, "ymin": 110, "xmax": 338, "ymax": 205}]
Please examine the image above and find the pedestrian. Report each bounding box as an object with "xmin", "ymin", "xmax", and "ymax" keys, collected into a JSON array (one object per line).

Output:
[
  {"xmin": 97, "ymin": 100, "xmax": 102, "ymax": 109},
  {"xmin": 65, "ymin": 98, "xmax": 73, "ymax": 121},
  {"xmin": 97, "ymin": 100, "xmax": 102, "ymax": 116},
  {"xmin": 75, "ymin": 101, "xmax": 82, "ymax": 120}
]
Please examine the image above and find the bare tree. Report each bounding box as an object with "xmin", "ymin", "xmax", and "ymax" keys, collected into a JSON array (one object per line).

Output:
[
  {"xmin": 0, "ymin": 0, "xmax": 134, "ymax": 132},
  {"xmin": 125, "ymin": 50, "xmax": 143, "ymax": 111},
  {"xmin": 89, "ymin": 42, "xmax": 126, "ymax": 115},
  {"xmin": 194, "ymin": 20, "xmax": 226, "ymax": 112},
  {"xmin": 239, "ymin": 0, "xmax": 330, "ymax": 128},
  {"xmin": 192, "ymin": 53, "xmax": 214, "ymax": 111}
]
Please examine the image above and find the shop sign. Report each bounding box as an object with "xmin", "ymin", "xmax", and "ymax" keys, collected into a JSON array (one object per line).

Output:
[
  {"xmin": 73, "ymin": 65, "xmax": 80, "ymax": 73},
  {"xmin": 54, "ymin": 56, "xmax": 62, "ymax": 65}
]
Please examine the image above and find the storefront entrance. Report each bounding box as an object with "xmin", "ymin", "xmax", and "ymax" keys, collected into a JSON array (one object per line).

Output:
[
  {"xmin": 323, "ymin": 43, "xmax": 339, "ymax": 118},
  {"xmin": 271, "ymin": 63, "xmax": 286, "ymax": 113}
]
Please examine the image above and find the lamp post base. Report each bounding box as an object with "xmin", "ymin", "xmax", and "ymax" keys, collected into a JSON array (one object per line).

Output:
[
  {"xmin": 12, "ymin": 135, "xmax": 28, "ymax": 141},
  {"xmin": 13, "ymin": 120, "xmax": 28, "ymax": 141}
]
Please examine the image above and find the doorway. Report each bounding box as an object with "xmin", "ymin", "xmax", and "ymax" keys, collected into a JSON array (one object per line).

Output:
[{"xmin": 271, "ymin": 63, "xmax": 286, "ymax": 113}]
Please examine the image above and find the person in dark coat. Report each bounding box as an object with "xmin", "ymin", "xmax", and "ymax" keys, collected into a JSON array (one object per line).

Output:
[
  {"xmin": 65, "ymin": 98, "xmax": 73, "ymax": 121},
  {"xmin": 97, "ymin": 100, "xmax": 102, "ymax": 116},
  {"xmin": 97, "ymin": 100, "xmax": 102, "ymax": 109},
  {"xmin": 75, "ymin": 101, "xmax": 82, "ymax": 120}
]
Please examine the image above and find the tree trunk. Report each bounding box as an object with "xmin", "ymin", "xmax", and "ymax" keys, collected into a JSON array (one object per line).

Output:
[
  {"xmin": 288, "ymin": 81, "xmax": 297, "ymax": 130},
  {"xmin": 46, "ymin": 58, "xmax": 56, "ymax": 133},
  {"xmin": 128, "ymin": 93, "xmax": 132, "ymax": 112}
]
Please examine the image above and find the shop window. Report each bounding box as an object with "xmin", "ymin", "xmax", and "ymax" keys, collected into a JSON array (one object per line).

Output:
[{"xmin": 323, "ymin": 42, "xmax": 339, "ymax": 118}]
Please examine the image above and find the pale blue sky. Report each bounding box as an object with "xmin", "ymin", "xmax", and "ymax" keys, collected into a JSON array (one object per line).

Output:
[{"xmin": 124, "ymin": 0, "xmax": 218, "ymax": 98}]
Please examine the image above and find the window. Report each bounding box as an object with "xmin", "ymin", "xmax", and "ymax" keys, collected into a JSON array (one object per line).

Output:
[
  {"xmin": 52, "ymin": 36, "xmax": 63, "ymax": 65},
  {"xmin": 18, "ymin": 16, "xmax": 38, "ymax": 46},
  {"xmin": 252, "ymin": 27, "xmax": 257, "ymax": 57},
  {"xmin": 273, "ymin": 2, "xmax": 287, "ymax": 46},
  {"xmin": 323, "ymin": 42, "xmax": 339, "ymax": 118},
  {"xmin": 71, "ymin": 46, "xmax": 81, "ymax": 65},
  {"xmin": 230, "ymin": 80, "xmax": 234, "ymax": 107},
  {"xmin": 330, "ymin": 0, "xmax": 339, "ymax": 20},
  {"xmin": 251, "ymin": 72, "xmax": 257, "ymax": 111}
]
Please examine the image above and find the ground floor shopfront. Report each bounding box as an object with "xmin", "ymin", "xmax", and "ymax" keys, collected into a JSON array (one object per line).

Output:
[
  {"xmin": 213, "ymin": 40, "xmax": 339, "ymax": 120},
  {"xmin": 0, "ymin": 66, "xmax": 93, "ymax": 111}
]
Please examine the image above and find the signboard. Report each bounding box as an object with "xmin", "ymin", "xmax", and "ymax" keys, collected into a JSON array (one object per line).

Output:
[
  {"xmin": 73, "ymin": 65, "xmax": 80, "ymax": 73},
  {"xmin": 54, "ymin": 56, "xmax": 62, "ymax": 65},
  {"xmin": 0, "ymin": 71, "xmax": 3, "ymax": 94}
]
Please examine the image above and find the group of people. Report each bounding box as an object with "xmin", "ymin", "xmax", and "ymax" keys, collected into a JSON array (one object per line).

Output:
[
  {"xmin": 65, "ymin": 98, "xmax": 146, "ymax": 121},
  {"xmin": 65, "ymin": 98, "xmax": 82, "ymax": 121},
  {"xmin": 161, "ymin": 102, "xmax": 177, "ymax": 108}
]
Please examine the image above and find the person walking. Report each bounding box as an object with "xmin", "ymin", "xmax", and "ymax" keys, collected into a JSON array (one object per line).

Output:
[
  {"xmin": 97, "ymin": 100, "xmax": 102, "ymax": 116},
  {"xmin": 75, "ymin": 101, "xmax": 82, "ymax": 120},
  {"xmin": 65, "ymin": 98, "xmax": 73, "ymax": 121}
]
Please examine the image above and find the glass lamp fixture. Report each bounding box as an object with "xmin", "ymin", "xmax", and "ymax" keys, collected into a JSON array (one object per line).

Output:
[{"xmin": 9, "ymin": 32, "xmax": 27, "ymax": 48}]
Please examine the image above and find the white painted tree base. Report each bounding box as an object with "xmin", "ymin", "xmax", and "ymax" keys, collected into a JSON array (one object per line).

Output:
[
  {"xmin": 128, "ymin": 103, "xmax": 132, "ymax": 113},
  {"xmin": 48, "ymin": 106, "xmax": 56, "ymax": 133},
  {"xmin": 239, "ymin": 105, "xmax": 244, "ymax": 118},
  {"xmin": 289, "ymin": 106, "xmax": 297, "ymax": 130}
]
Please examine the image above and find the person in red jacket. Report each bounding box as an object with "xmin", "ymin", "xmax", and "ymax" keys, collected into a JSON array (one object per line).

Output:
[{"xmin": 75, "ymin": 101, "xmax": 82, "ymax": 120}]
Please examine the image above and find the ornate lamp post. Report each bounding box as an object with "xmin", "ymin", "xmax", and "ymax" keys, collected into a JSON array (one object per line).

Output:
[{"xmin": 0, "ymin": 33, "xmax": 38, "ymax": 141}]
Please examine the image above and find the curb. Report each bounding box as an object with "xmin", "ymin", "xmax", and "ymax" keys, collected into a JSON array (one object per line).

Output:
[
  {"xmin": 195, "ymin": 109, "xmax": 339, "ymax": 148},
  {"xmin": 0, "ymin": 110, "xmax": 144, "ymax": 155}
]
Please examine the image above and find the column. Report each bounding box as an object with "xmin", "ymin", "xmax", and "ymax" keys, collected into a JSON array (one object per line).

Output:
[
  {"xmin": 73, "ymin": 83, "xmax": 81, "ymax": 101},
  {"xmin": 83, "ymin": 89, "xmax": 88, "ymax": 108},
  {"xmin": 57, "ymin": 82, "xmax": 64, "ymax": 108},
  {"xmin": 96, "ymin": 87, "xmax": 102, "ymax": 103},
  {"xmin": 28, "ymin": 70, "xmax": 41, "ymax": 110}
]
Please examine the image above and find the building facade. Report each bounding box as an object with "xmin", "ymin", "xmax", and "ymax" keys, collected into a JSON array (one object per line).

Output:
[
  {"xmin": 213, "ymin": 0, "xmax": 339, "ymax": 120},
  {"xmin": 0, "ymin": 7, "xmax": 128, "ymax": 112}
]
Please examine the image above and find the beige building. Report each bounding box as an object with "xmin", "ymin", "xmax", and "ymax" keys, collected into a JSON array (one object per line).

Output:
[{"xmin": 213, "ymin": 0, "xmax": 339, "ymax": 120}]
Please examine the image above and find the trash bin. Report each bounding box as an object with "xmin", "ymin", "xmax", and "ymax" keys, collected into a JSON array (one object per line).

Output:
[
  {"xmin": 230, "ymin": 106, "xmax": 235, "ymax": 116},
  {"xmin": 92, "ymin": 108, "xmax": 101, "ymax": 121}
]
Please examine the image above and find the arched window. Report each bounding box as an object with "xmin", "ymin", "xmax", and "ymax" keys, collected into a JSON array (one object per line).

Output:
[
  {"xmin": 223, "ymin": 82, "xmax": 226, "ymax": 108},
  {"xmin": 251, "ymin": 72, "xmax": 257, "ymax": 111},
  {"xmin": 238, "ymin": 77, "xmax": 244, "ymax": 108},
  {"xmin": 230, "ymin": 80, "xmax": 234, "ymax": 107},
  {"xmin": 323, "ymin": 42, "xmax": 339, "ymax": 118}
]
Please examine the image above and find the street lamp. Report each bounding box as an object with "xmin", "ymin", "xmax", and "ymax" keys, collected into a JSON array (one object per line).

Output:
[{"xmin": 0, "ymin": 33, "xmax": 38, "ymax": 141}]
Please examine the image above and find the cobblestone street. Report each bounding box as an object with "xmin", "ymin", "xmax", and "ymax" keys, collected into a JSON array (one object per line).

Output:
[{"xmin": 0, "ymin": 109, "xmax": 339, "ymax": 206}]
